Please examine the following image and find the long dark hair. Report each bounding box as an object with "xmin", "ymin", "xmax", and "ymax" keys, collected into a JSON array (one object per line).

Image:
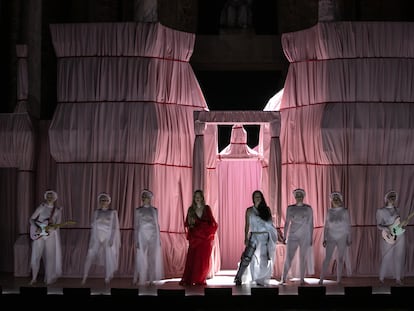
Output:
[
  {"xmin": 187, "ymin": 189, "xmax": 205, "ymax": 228},
  {"xmin": 252, "ymin": 190, "xmax": 272, "ymax": 221}
]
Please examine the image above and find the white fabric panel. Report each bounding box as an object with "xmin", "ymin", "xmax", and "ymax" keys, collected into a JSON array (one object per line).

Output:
[{"xmin": 277, "ymin": 21, "xmax": 414, "ymax": 277}]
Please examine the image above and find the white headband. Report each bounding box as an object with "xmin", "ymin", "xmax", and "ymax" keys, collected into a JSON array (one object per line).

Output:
[
  {"xmin": 384, "ymin": 190, "xmax": 397, "ymax": 203},
  {"xmin": 330, "ymin": 191, "xmax": 343, "ymax": 202},
  {"xmin": 293, "ymin": 188, "xmax": 305, "ymax": 197},
  {"xmin": 44, "ymin": 190, "xmax": 58, "ymax": 201},
  {"xmin": 141, "ymin": 189, "xmax": 153, "ymax": 199},
  {"xmin": 98, "ymin": 192, "xmax": 111, "ymax": 204}
]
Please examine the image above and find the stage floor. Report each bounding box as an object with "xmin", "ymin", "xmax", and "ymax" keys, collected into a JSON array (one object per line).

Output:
[
  {"xmin": 2, "ymin": 271, "xmax": 414, "ymax": 310},
  {"xmin": 1, "ymin": 270, "xmax": 413, "ymax": 296}
]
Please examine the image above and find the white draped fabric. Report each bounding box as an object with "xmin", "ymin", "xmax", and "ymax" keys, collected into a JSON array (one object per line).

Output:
[
  {"xmin": 32, "ymin": 22, "xmax": 208, "ymax": 278},
  {"xmin": 277, "ymin": 21, "xmax": 414, "ymax": 277},
  {"xmin": 3, "ymin": 20, "xmax": 414, "ymax": 281},
  {"xmin": 0, "ymin": 44, "xmax": 35, "ymax": 273},
  {"xmin": 193, "ymin": 111, "xmax": 281, "ymax": 272}
]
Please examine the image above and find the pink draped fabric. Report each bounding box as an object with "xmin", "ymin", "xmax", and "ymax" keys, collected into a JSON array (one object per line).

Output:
[
  {"xmin": 0, "ymin": 44, "xmax": 35, "ymax": 273},
  {"xmin": 278, "ymin": 21, "xmax": 414, "ymax": 277},
  {"xmin": 4, "ymin": 20, "xmax": 414, "ymax": 282},
  {"xmin": 193, "ymin": 111, "xmax": 281, "ymax": 272},
  {"xmin": 36, "ymin": 22, "xmax": 209, "ymax": 278}
]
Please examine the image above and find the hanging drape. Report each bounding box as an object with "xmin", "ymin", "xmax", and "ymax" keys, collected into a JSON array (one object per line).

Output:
[
  {"xmin": 42, "ymin": 22, "xmax": 209, "ymax": 278},
  {"xmin": 278, "ymin": 21, "xmax": 414, "ymax": 277}
]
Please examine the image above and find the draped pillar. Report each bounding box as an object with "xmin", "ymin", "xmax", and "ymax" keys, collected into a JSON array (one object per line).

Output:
[
  {"xmin": 268, "ymin": 118, "xmax": 281, "ymax": 226},
  {"xmin": 192, "ymin": 119, "xmax": 206, "ymax": 192}
]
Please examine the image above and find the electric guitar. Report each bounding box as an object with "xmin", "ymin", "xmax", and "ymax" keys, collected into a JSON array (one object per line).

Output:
[
  {"xmin": 30, "ymin": 220, "xmax": 76, "ymax": 240},
  {"xmin": 382, "ymin": 211, "xmax": 414, "ymax": 244}
]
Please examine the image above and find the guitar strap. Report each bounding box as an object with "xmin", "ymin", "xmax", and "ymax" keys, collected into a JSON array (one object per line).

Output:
[{"xmin": 48, "ymin": 205, "xmax": 57, "ymax": 225}]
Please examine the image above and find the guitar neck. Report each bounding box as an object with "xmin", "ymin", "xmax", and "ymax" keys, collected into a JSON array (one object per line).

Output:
[
  {"xmin": 400, "ymin": 211, "xmax": 414, "ymax": 227},
  {"xmin": 46, "ymin": 221, "xmax": 75, "ymax": 231}
]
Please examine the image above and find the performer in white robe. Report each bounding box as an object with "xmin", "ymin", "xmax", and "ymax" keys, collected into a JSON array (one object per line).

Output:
[
  {"xmin": 133, "ymin": 189, "xmax": 164, "ymax": 285},
  {"xmin": 281, "ymin": 188, "xmax": 314, "ymax": 285},
  {"xmin": 82, "ymin": 192, "xmax": 121, "ymax": 284},
  {"xmin": 376, "ymin": 190, "xmax": 406, "ymax": 285},
  {"xmin": 234, "ymin": 190, "xmax": 278, "ymax": 286},
  {"xmin": 29, "ymin": 190, "xmax": 63, "ymax": 285},
  {"xmin": 319, "ymin": 191, "xmax": 352, "ymax": 284}
]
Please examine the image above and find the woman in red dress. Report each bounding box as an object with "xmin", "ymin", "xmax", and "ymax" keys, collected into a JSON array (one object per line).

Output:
[{"xmin": 179, "ymin": 189, "xmax": 218, "ymax": 286}]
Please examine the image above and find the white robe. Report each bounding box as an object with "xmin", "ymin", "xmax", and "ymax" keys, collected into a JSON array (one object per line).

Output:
[
  {"xmin": 242, "ymin": 206, "xmax": 278, "ymax": 285},
  {"xmin": 282, "ymin": 204, "xmax": 314, "ymax": 281},
  {"xmin": 83, "ymin": 208, "xmax": 121, "ymax": 282},
  {"xmin": 376, "ymin": 206, "xmax": 405, "ymax": 281},
  {"xmin": 320, "ymin": 206, "xmax": 352, "ymax": 282},
  {"xmin": 133, "ymin": 205, "xmax": 164, "ymax": 285},
  {"xmin": 29, "ymin": 202, "xmax": 63, "ymax": 284}
]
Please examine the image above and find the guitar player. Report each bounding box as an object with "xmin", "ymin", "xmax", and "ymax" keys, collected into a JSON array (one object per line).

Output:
[
  {"xmin": 29, "ymin": 190, "xmax": 63, "ymax": 285},
  {"xmin": 376, "ymin": 190, "xmax": 405, "ymax": 285}
]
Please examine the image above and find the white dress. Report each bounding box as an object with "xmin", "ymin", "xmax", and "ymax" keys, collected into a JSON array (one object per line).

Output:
[
  {"xmin": 29, "ymin": 202, "xmax": 63, "ymax": 284},
  {"xmin": 133, "ymin": 205, "xmax": 164, "ymax": 285},
  {"xmin": 320, "ymin": 206, "xmax": 352, "ymax": 282},
  {"xmin": 282, "ymin": 204, "xmax": 314, "ymax": 282},
  {"xmin": 376, "ymin": 206, "xmax": 405, "ymax": 282},
  {"xmin": 244, "ymin": 206, "xmax": 278, "ymax": 285},
  {"xmin": 83, "ymin": 208, "xmax": 121, "ymax": 282}
]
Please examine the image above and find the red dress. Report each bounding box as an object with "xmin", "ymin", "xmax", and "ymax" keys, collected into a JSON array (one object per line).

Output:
[{"xmin": 180, "ymin": 205, "xmax": 218, "ymax": 285}]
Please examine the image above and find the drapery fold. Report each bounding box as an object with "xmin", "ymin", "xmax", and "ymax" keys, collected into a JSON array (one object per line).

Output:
[
  {"xmin": 277, "ymin": 21, "xmax": 414, "ymax": 277},
  {"xmin": 282, "ymin": 22, "xmax": 414, "ymax": 62},
  {"xmin": 17, "ymin": 21, "xmax": 210, "ymax": 278}
]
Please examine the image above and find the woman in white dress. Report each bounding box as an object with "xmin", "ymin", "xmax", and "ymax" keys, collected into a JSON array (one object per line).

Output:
[
  {"xmin": 376, "ymin": 190, "xmax": 405, "ymax": 285},
  {"xmin": 281, "ymin": 188, "xmax": 314, "ymax": 285},
  {"xmin": 133, "ymin": 189, "xmax": 164, "ymax": 285},
  {"xmin": 82, "ymin": 192, "xmax": 121, "ymax": 284},
  {"xmin": 234, "ymin": 190, "xmax": 278, "ymax": 286},
  {"xmin": 319, "ymin": 191, "xmax": 352, "ymax": 284},
  {"xmin": 29, "ymin": 190, "xmax": 63, "ymax": 285}
]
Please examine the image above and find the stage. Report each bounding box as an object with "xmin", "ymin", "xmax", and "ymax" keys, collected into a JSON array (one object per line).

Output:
[{"xmin": 1, "ymin": 270, "xmax": 413, "ymax": 310}]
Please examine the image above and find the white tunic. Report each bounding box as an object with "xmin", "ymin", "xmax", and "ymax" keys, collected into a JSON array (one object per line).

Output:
[
  {"xmin": 244, "ymin": 206, "xmax": 278, "ymax": 284},
  {"xmin": 29, "ymin": 202, "xmax": 63, "ymax": 284},
  {"xmin": 133, "ymin": 205, "xmax": 164, "ymax": 285},
  {"xmin": 376, "ymin": 206, "xmax": 405, "ymax": 281}
]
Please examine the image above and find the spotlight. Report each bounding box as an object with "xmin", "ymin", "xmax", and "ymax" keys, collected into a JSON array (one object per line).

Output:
[
  {"xmin": 62, "ymin": 287, "xmax": 91, "ymax": 295},
  {"xmin": 110, "ymin": 287, "xmax": 139, "ymax": 296},
  {"xmin": 204, "ymin": 287, "xmax": 232, "ymax": 296},
  {"xmin": 250, "ymin": 287, "xmax": 279, "ymax": 296},
  {"xmin": 157, "ymin": 289, "xmax": 185, "ymax": 296},
  {"xmin": 20, "ymin": 286, "xmax": 47, "ymax": 295},
  {"xmin": 344, "ymin": 286, "xmax": 372, "ymax": 297}
]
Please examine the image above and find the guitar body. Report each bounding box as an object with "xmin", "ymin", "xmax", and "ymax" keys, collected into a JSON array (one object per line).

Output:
[
  {"xmin": 30, "ymin": 223, "xmax": 49, "ymax": 240},
  {"xmin": 390, "ymin": 218, "xmax": 406, "ymax": 236},
  {"xmin": 30, "ymin": 220, "xmax": 76, "ymax": 240},
  {"xmin": 382, "ymin": 217, "xmax": 406, "ymax": 244}
]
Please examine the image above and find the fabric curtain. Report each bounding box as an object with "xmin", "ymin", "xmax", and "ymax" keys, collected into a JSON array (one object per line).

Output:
[
  {"xmin": 44, "ymin": 22, "xmax": 208, "ymax": 278},
  {"xmin": 278, "ymin": 21, "xmax": 414, "ymax": 277}
]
